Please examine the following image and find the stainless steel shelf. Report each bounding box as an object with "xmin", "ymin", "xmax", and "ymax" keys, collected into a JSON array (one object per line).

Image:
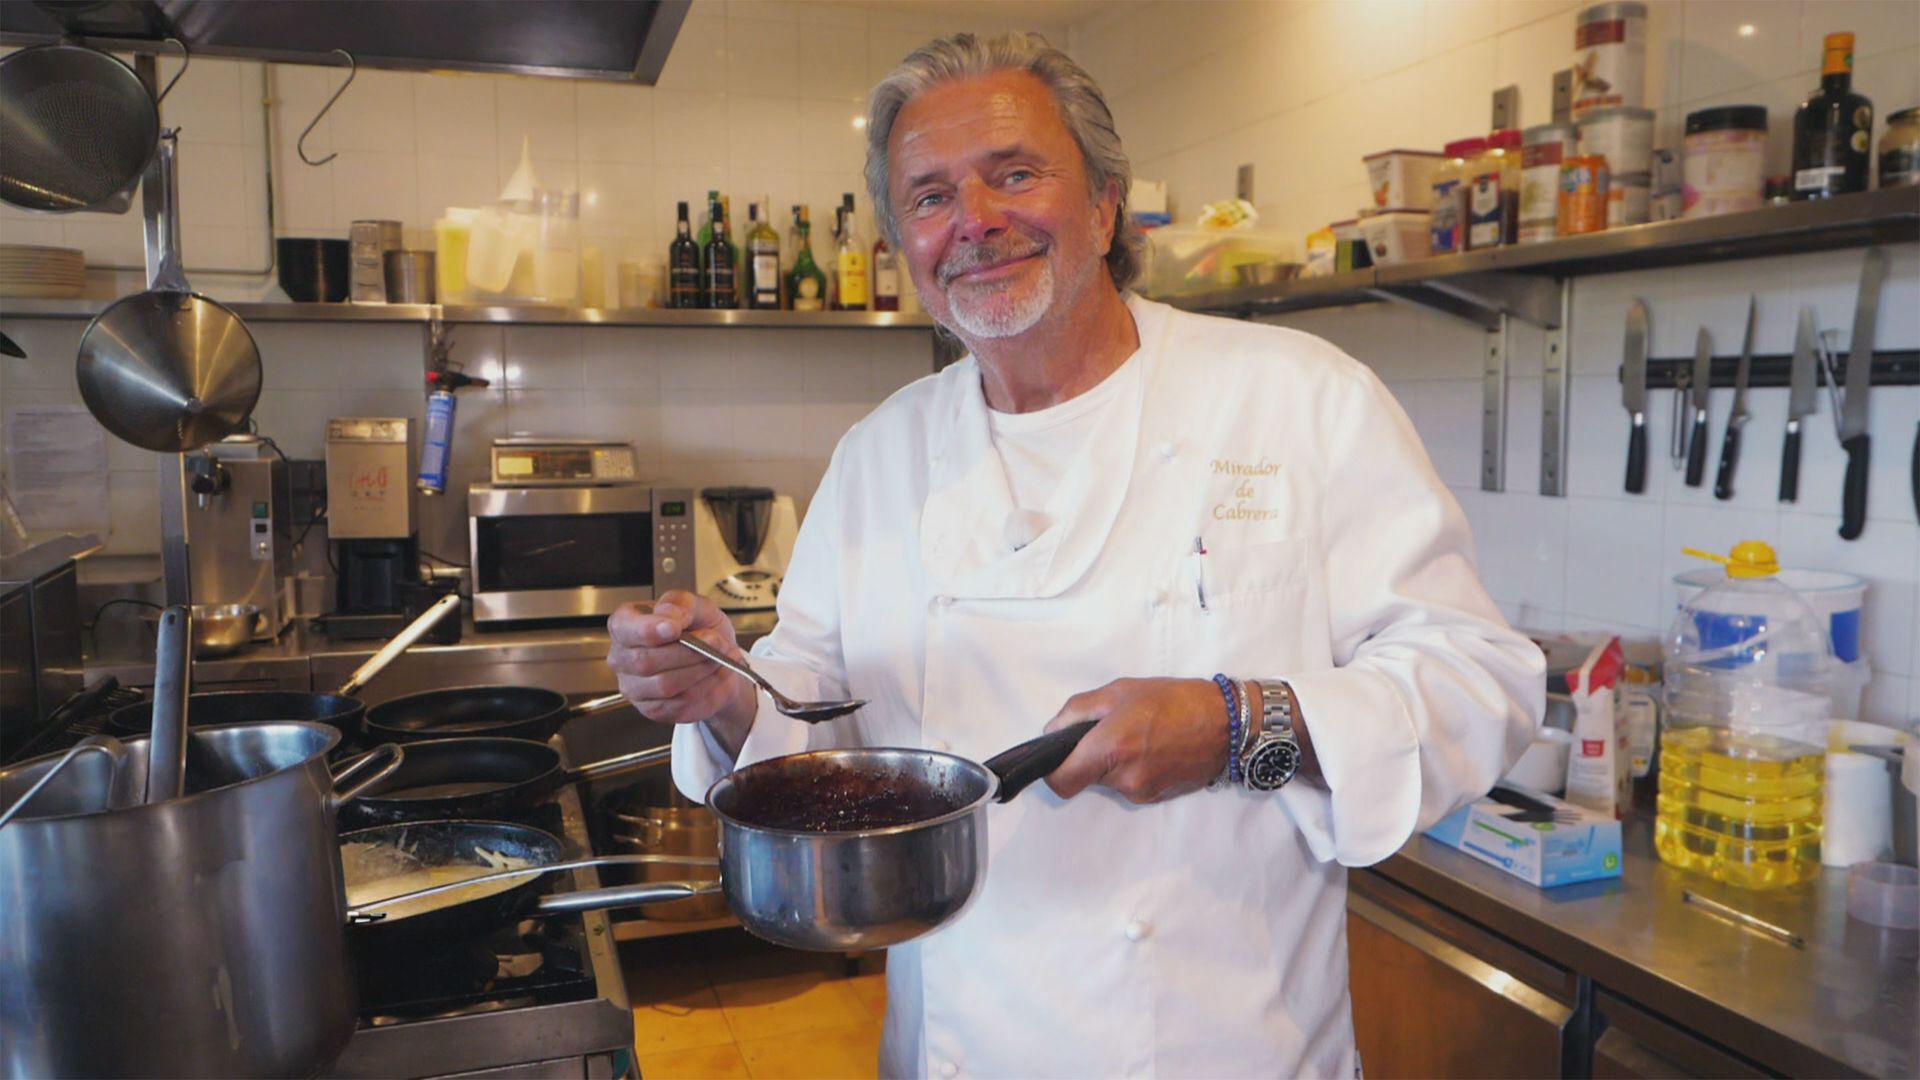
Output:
[
  {"xmin": 1167, "ymin": 187, "xmax": 1920, "ymax": 319},
  {"xmin": 0, "ymin": 298, "xmax": 938, "ymax": 330}
]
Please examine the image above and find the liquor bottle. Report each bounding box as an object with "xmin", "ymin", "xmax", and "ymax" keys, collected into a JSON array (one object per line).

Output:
[
  {"xmin": 834, "ymin": 194, "xmax": 868, "ymax": 311},
  {"xmin": 872, "ymin": 229, "xmax": 900, "ymax": 312},
  {"xmin": 703, "ymin": 196, "xmax": 736, "ymax": 309},
  {"xmin": 667, "ymin": 201, "xmax": 701, "ymax": 309},
  {"xmin": 746, "ymin": 198, "xmax": 782, "ymax": 309},
  {"xmin": 1791, "ymin": 32, "xmax": 1873, "ymax": 200},
  {"xmin": 696, "ymin": 189, "xmax": 718, "ymax": 251},
  {"xmin": 787, "ymin": 205, "xmax": 828, "ymax": 312}
]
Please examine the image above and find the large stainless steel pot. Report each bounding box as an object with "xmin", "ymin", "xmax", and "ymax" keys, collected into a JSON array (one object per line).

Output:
[{"xmin": 0, "ymin": 722, "xmax": 401, "ymax": 1079}]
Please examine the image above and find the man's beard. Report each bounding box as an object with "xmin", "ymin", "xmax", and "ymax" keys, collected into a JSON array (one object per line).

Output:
[{"xmin": 935, "ymin": 234, "xmax": 1054, "ymax": 340}]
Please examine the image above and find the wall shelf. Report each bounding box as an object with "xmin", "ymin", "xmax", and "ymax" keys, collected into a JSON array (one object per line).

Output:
[
  {"xmin": 0, "ymin": 298, "xmax": 938, "ymax": 330},
  {"xmin": 1162, "ymin": 187, "xmax": 1920, "ymax": 323}
]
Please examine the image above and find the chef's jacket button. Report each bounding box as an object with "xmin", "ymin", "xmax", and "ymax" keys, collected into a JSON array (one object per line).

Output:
[
  {"xmin": 934, "ymin": 595, "xmax": 954, "ymax": 607},
  {"xmin": 939, "ymin": 1063, "xmax": 958, "ymax": 1078},
  {"xmin": 1157, "ymin": 440, "xmax": 1177, "ymax": 461},
  {"xmin": 1124, "ymin": 919, "xmax": 1151, "ymax": 942}
]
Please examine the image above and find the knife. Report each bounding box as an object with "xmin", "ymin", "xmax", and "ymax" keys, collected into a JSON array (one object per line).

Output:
[
  {"xmin": 1838, "ymin": 248, "xmax": 1885, "ymax": 540},
  {"xmin": 1683, "ymin": 327, "xmax": 1712, "ymax": 486},
  {"xmin": 1713, "ymin": 296, "xmax": 1756, "ymax": 500},
  {"xmin": 1622, "ymin": 299, "xmax": 1649, "ymax": 494},
  {"xmin": 1780, "ymin": 308, "xmax": 1817, "ymax": 502}
]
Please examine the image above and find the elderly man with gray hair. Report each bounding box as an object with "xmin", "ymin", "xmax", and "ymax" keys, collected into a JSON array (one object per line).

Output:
[{"xmin": 609, "ymin": 32, "xmax": 1542, "ymax": 1078}]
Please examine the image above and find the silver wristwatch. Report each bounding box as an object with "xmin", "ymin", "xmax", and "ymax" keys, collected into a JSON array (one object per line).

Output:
[{"xmin": 1239, "ymin": 680, "xmax": 1301, "ymax": 791}]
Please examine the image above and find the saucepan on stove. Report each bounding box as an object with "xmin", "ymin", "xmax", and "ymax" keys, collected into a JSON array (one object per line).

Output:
[{"xmin": 341, "ymin": 721, "xmax": 1095, "ymax": 952}]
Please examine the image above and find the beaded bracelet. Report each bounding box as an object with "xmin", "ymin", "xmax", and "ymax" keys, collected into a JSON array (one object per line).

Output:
[{"xmin": 1211, "ymin": 673, "xmax": 1241, "ymax": 785}]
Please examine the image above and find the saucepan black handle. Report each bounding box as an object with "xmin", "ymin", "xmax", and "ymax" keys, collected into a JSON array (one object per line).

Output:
[{"xmin": 983, "ymin": 719, "xmax": 1096, "ymax": 803}]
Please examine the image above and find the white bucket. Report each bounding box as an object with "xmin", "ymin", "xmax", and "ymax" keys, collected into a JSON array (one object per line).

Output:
[{"xmin": 1674, "ymin": 568, "xmax": 1866, "ymax": 664}]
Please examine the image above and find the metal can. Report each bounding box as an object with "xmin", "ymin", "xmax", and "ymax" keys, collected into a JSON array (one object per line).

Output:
[
  {"xmin": 1558, "ymin": 155, "xmax": 1611, "ymax": 236},
  {"xmin": 1578, "ymin": 105, "xmax": 1655, "ymax": 176},
  {"xmin": 1572, "ymin": 2, "xmax": 1648, "ymax": 119},
  {"xmin": 1520, "ymin": 123, "xmax": 1579, "ymax": 244},
  {"xmin": 418, "ymin": 388, "xmax": 455, "ymax": 495},
  {"xmin": 1607, "ymin": 171, "xmax": 1651, "ymax": 227}
]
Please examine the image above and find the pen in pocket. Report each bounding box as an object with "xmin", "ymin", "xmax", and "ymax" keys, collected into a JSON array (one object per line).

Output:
[{"xmin": 1192, "ymin": 536, "xmax": 1209, "ymax": 611}]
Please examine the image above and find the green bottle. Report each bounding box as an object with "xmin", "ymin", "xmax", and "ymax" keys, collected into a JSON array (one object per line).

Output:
[{"xmin": 787, "ymin": 205, "xmax": 828, "ymax": 312}]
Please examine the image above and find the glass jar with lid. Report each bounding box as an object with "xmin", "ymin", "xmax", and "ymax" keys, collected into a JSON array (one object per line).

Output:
[{"xmin": 1881, "ymin": 106, "xmax": 1920, "ymax": 188}]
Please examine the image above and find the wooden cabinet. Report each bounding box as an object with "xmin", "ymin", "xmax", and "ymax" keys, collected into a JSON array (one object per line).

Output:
[
  {"xmin": 1347, "ymin": 877, "xmax": 1580, "ymax": 1079},
  {"xmin": 1590, "ymin": 991, "xmax": 1767, "ymax": 1079}
]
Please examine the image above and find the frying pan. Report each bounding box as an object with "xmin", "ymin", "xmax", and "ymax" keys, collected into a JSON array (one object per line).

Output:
[
  {"xmin": 344, "ymin": 721, "xmax": 1097, "ymax": 952},
  {"xmin": 340, "ymin": 819, "xmax": 713, "ymax": 949},
  {"xmin": 106, "ymin": 592, "xmax": 461, "ymax": 748},
  {"xmin": 76, "ymin": 130, "xmax": 260, "ymax": 453},
  {"xmin": 361, "ymin": 686, "xmax": 631, "ymax": 744},
  {"xmin": 335, "ymin": 737, "xmax": 671, "ymax": 830}
]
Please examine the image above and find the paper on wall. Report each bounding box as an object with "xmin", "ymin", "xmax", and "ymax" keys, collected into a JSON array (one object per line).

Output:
[{"xmin": 3, "ymin": 405, "xmax": 108, "ymax": 532}]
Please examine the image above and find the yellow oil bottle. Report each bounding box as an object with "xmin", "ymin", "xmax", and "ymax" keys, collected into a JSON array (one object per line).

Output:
[
  {"xmin": 1653, "ymin": 726, "xmax": 1823, "ymax": 889},
  {"xmin": 1657, "ymin": 541, "xmax": 1833, "ymax": 890}
]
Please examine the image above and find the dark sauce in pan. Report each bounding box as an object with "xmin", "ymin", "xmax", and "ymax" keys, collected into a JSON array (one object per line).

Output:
[{"xmin": 728, "ymin": 770, "xmax": 963, "ymax": 832}]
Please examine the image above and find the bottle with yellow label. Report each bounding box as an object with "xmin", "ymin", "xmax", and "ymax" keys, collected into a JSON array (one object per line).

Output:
[{"xmin": 834, "ymin": 193, "xmax": 868, "ymax": 310}]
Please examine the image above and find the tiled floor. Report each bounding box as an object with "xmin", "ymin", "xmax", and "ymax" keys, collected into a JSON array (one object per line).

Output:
[{"xmin": 621, "ymin": 930, "xmax": 886, "ymax": 1080}]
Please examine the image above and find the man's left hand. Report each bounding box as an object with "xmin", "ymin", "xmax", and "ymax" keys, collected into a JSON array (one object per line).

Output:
[{"xmin": 1041, "ymin": 678, "xmax": 1228, "ymax": 803}]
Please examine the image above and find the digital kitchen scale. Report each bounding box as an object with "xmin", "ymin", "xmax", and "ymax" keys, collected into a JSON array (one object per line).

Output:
[{"xmin": 488, "ymin": 437, "xmax": 638, "ymax": 487}]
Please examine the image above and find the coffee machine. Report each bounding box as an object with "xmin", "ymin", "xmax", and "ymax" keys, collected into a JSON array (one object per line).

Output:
[
  {"xmin": 692, "ymin": 486, "xmax": 798, "ymax": 637},
  {"xmin": 164, "ymin": 435, "xmax": 295, "ymax": 639},
  {"xmin": 325, "ymin": 417, "xmax": 420, "ymax": 639}
]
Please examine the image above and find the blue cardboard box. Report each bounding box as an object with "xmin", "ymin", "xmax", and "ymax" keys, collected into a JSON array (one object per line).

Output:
[{"xmin": 1424, "ymin": 785, "xmax": 1623, "ymax": 887}]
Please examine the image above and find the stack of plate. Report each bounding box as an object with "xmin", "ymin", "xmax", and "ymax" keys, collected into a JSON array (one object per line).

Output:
[{"xmin": 0, "ymin": 245, "xmax": 86, "ymax": 299}]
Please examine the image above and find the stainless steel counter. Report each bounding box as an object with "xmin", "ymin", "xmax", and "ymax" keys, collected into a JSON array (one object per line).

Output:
[{"xmin": 1366, "ymin": 817, "xmax": 1917, "ymax": 1078}]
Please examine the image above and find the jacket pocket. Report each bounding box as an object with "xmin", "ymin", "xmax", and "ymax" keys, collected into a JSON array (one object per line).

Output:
[
  {"xmin": 1192, "ymin": 538, "xmax": 1309, "ymax": 609},
  {"xmin": 1171, "ymin": 537, "xmax": 1319, "ymax": 676}
]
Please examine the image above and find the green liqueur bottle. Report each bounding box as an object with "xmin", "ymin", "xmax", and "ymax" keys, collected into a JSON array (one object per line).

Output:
[
  {"xmin": 703, "ymin": 196, "xmax": 736, "ymax": 309},
  {"xmin": 787, "ymin": 205, "xmax": 827, "ymax": 312}
]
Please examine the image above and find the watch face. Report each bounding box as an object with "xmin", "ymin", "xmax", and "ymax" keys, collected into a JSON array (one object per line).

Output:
[{"xmin": 1248, "ymin": 739, "xmax": 1300, "ymax": 791}]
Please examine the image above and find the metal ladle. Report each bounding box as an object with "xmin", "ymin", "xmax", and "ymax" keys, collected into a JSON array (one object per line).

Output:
[{"xmin": 676, "ymin": 635, "xmax": 866, "ymax": 724}]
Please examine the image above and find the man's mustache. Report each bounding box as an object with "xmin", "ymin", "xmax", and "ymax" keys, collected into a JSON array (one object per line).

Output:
[{"xmin": 937, "ymin": 236, "xmax": 1048, "ymax": 286}]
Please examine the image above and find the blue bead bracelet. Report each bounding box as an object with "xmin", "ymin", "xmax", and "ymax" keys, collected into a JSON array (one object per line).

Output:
[{"xmin": 1212, "ymin": 673, "xmax": 1241, "ymax": 785}]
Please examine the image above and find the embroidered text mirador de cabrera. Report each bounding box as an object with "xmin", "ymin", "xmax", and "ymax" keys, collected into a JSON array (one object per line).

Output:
[{"xmin": 1210, "ymin": 458, "xmax": 1282, "ymax": 522}]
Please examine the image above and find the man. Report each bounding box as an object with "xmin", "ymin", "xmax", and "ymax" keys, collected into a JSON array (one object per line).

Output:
[{"xmin": 609, "ymin": 32, "xmax": 1543, "ymax": 1078}]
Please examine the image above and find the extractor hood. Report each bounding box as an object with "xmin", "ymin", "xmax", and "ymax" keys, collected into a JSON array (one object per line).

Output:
[{"xmin": 0, "ymin": 0, "xmax": 690, "ymax": 83}]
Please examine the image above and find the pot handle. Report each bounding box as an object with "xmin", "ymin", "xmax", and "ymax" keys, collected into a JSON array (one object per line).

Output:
[
  {"xmin": 346, "ymin": 855, "xmax": 721, "ymax": 921},
  {"xmin": 533, "ymin": 879, "xmax": 723, "ymax": 915},
  {"xmin": 564, "ymin": 692, "xmax": 632, "ymax": 719},
  {"xmin": 335, "ymin": 591, "xmax": 462, "ymax": 697},
  {"xmin": 983, "ymin": 719, "xmax": 1096, "ymax": 804},
  {"xmin": 0, "ymin": 735, "xmax": 131, "ymax": 829},
  {"xmin": 328, "ymin": 742, "xmax": 405, "ymax": 812},
  {"xmin": 566, "ymin": 744, "xmax": 673, "ymax": 784}
]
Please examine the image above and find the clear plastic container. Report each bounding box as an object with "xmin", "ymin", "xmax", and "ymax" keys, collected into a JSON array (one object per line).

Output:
[
  {"xmin": 1139, "ymin": 226, "xmax": 1295, "ymax": 298},
  {"xmin": 1657, "ymin": 541, "xmax": 1836, "ymax": 889}
]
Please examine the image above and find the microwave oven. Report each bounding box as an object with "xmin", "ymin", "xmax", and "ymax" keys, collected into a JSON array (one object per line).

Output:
[{"xmin": 467, "ymin": 442, "xmax": 695, "ymax": 624}]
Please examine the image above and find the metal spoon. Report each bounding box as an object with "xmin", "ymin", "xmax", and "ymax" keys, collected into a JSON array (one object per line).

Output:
[{"xmin": 676, "ymin": 635, "xmax": 866, "ymax": 724}]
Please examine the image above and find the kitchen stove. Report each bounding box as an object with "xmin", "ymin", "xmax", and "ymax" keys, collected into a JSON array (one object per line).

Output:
[{"xmin": 326, "ymin": 737, "xmax": 635, "ymax": 1079}]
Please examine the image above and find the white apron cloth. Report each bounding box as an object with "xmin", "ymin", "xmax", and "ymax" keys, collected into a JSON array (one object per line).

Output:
[{"xmin": 672, "ymin": 295, "xmax": 1544, "ymax": 1078}]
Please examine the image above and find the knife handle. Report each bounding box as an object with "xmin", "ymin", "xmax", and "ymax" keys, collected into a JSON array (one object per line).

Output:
[
  {"xmin": 1714, "ymin": 423, "xmax": 1741, "ymax": 500},
  {"xmin": 1780, "ymin": 422, "xmax": 1801, "ymax": 502},
  {"xmin": 1910, "ymin": 422, "xmax": 1918, "ymax": 523},
  {"xmin": 1684, "ymin": 411, "xmax": 1709, "ymax": 487},
  {"xmin": 1839, "ymin": 433, "xmax": 1870, "ymax": 540},
  {"xmin": 1626, "ymin": 413, "xmax": 1647, "ymax": 494}
]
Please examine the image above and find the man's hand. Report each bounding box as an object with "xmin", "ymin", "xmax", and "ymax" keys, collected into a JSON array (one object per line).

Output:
[
  {"xmin": 607, "ymin": 591, "xmax": 757, "ymax": 754},
  {"xmin": 1041, "ymin": 678, "xmax": 1229, "ymax": 803}
]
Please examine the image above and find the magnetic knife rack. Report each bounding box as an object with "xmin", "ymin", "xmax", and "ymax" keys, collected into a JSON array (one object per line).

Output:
[{"xmin": 1636, "ymin": 350, "xmax": 1920, "ymax": 389}]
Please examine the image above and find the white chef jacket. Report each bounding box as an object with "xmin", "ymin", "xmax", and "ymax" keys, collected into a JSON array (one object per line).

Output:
[{"xmin": 672, "ymin": 294, "xmax": 1544, "ymax": 1079}]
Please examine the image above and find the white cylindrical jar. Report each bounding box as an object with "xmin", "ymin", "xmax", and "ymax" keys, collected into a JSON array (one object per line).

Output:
[{"xmin": 1572, "ymin": 2, "xmax": 1648, "ymax": 119}]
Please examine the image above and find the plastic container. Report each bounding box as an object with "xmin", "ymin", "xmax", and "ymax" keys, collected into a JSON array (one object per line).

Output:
[
  {"xmin": 1363, "ymin": 149, "xmax": 1445, "ymax": 210},
  {"xmin": 1657, "ymin": 541, "xmax": 1836, "ymax": 890},
  {"xmin": 1357, "ymin": 209, "xmax": 1431, "ymax": 265},
  {"xmin": 530, "ymin": 189, "xmax": 579, "ymax": 304},
  {"xmin": 432, "ymin": 210, "xmax": 474, "ymax": 303},
  {"xmin": 1139, "ymin": 225, "xmax": 1295, "ymax": 298},
  {"xmin": 1430, "ymin": 137, "xmax": 1484, "ymax": 255},
  {"xmin": 1572, "ymin": 2, "xmax": 1648, "ymax": 119},
  {"xmin": 1520, "ymin": 123, "xmax": 1579, "ymax": 243},
  {"xmin": 1579, "ymin": 105, "xmax": 1654, "ymax": 176},
  {"xmin": 1847, "ymin": 862, "xmax": 1919, "ymax": 928},
  {"xmin": 1674, "ymin": 567, "xmax": 1865, "ymax": 664},
  {"xmin": 1684, "ymin": 105, "xmax": 1768, "ymax": 218},
  {"xmin": 1466, "ymin": 129, "xmax": 1522, "ymax": 249}
]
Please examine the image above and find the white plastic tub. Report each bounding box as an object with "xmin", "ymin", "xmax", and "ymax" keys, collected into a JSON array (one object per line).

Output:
[{"xmin": 1357, "ymin": 210, "xmax": 1432, "ymax": 265}]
